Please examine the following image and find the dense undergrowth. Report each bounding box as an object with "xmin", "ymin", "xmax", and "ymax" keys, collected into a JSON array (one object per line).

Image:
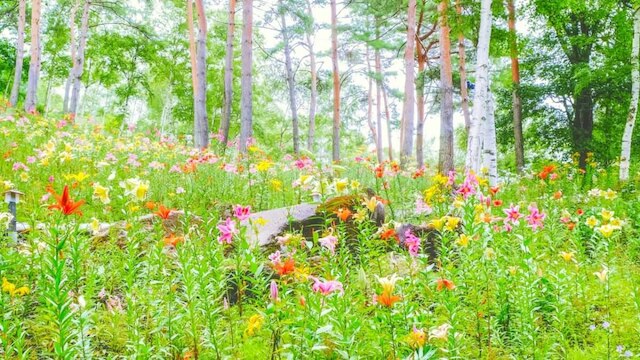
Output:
[{"xmin": 1, "ymin": 107, "xmax": 640, "ymax": 359}]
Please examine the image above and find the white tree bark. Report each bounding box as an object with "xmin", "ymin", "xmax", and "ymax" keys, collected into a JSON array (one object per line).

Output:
[
  {"xmin": 24, "ymin": 0, "xmax": 42, "ymax": 113},
  {"xmin": 239, "ymin": 0, "xmax": 253, "ymax": 153},
  {"xmin": 68, "ymin": 0, "xmax": 90, "ymax": 117},
  {"xmin": 330, "ymin": 0, "xmax": 341, "ymax": 162},
  {"xmin": 280, "ymin": 3, "xmax": 300, "ymax": 154},
  {"xmin": 465, "ymin": 0, "xmax": 492, "ymax": 173},
  {"xmin": 482, "ymin": 91, "xmax": 498, "ymax": 185},
  {"xmin": 620, "ymin": 8, "xmax": 640, "ymax": 182},
  {"xmin": 63, "ymin": 0, "xmax": 80, "ymax": 113},
  {"xmin": 9, "ymin": 0, "xmax": 26, "ymax": 107},
  {"xmin": 305, "ymin": 0, "xmax": 317, "ymax": 152},
  {"xmin": 193, "ymin": 0, "xmax": 209, "ymax": 148},
  {"xmin": 220, "ymin": 0, "xmax": 236, "ymax": 147},
  {"xmin": 400, "ymin": 0, "xmax": 417, "ymax": 166}
]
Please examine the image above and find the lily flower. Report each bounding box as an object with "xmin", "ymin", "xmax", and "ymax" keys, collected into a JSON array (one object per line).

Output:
[{"xmin": 48, "ymin": 185, "xmax": 85, "ymax": 216}]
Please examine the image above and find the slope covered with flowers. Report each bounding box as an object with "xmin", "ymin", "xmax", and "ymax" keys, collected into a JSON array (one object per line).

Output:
[{"xmin": 1, "ymin": 110, "xmax": 640, "ymax": 359}]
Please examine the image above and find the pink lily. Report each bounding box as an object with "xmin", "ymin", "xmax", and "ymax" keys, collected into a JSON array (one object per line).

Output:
[
  {"xmin": 217, "ymin": 217, "xmax": 238, "ymax": 244},
  {"xmin": 311, "ymin": 277, "xmax": 344, "ymax": 296}
]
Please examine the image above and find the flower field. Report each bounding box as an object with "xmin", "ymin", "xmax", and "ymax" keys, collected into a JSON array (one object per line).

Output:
[{"xmin": 1, "ymin": 110, "xmax": 640, "ymax": 359}]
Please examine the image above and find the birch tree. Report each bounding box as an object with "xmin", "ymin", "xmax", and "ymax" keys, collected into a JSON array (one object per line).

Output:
[
  {"xmin": 304, "ymin": 0, "xmax": 317, "ymax": 152},
  {"xmin": 482, "ymin": 91, "xmax": 498, "ymax": 185},
  {"xmin": 63, "ymin": 0, "xmax": 80, "ymax": 113},
  {"xmin": 239, "ymin": 0, "xmax": 253, "ymax": 153},
  {"xmin": 280, "ymin": 1, "xmax": 300, "ymax": 154},
  {"xmin": 455, "ymin": 0, "xmax": 470, "ymax": 132},
  {"xmin": 24, "ymin": 0, "xmax": 42, "ymax": 113},
  {"xmin": 416, "ymin": 2, "xmax": 435, "ymax": 169},
  {"xmin": 9, "ymin": 0, "xmax": 26, "ymax": 107},
  {"xmin": 400, "ymin": 0, "xmax": 417, "ymax": 166},
  {"xmin": 507, "ymin": 0, "xmax": 524, "ymax": 172},
  {"xmin": 465, "ymin": 0, "xmax": 492, "ymax": 173},
  {"xmin": 620, "ymin": 7, "xmax": 640, "ymax": 181},
  {"xmin": 193, "ymin": 0, "xmax": 209, "ymax": 148},
  {"xmin": 438, "ymin": 0, "xmax": 454, "ymax": 174},
  {"xmin": 366, "ymin": 45, "xmax": 382, "ymax": 163},
  {"xmin": 220, "ymin": 0, "xmax": 236, "ymax": 147},
  {"xmin": 330, "ymin": 0, "xmax": 341, "ymax": 162},
  {"xmin": 68, "ymin": 0, "xmax": 91, "ymax": 117}
]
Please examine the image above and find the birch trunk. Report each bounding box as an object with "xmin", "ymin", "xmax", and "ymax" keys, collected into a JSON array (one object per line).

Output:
[
  {"xmin": 620, "ymin": 8, "xmax": 640, "ymax": 181},
  {"xmin": 382, "ymin": 80, "xmax": 393, "ymax": 161},
  {"xmin": 187, "ymin": 0, "xmax": 198, "ymax": 120},
  {"xmin": 401, "ymin": 0, "xmax": 417, "ymax": 166},
  {"xmin": 465, "ymin": 0, "xmax": 492, "ymax": 173},
  {"xmin": 415, "ymin": 7, "xmax": 426, "ymax": 169},
  {"xmin": 375, "ymin": 20, "xmax": 388, "ymax": 161},
  {"xmin": 330, "ymin": 0, "xmax": 341, "ymax": 162},
  {"xmin": 68, "ymin": 0, "xmax": 90, "ymax": 117},
  {"xmin": 375, "ymin": 50, "xmax": 383, "ymax": 163},
  {"xmin": 281, "ymin": 5, "xmax": 300, "ymax": 154},
  {"xmin": 438, "ymin": 0, "xmax": 455, "ymax": 174},
  {"xmin": 220, "ymin": 0, "xmax": 236, "ymax": 147},
  {"xmin": 9, "ymin": 0, "xmax": 26, "ymax": 107},
  {"xmin": 24, "ymin": 0, "xmax": 42, "ymax": 113},
  {"xmin": 455, "ymin": 0, "xmax": 470, "ymax": 132},
  {"xmin": 193, "ymin": 0, "xmax": 209, "ymax": 149},
  {"xmin": 366, "ymin": 46, "xmax": 381, "ymax": 163},
  {"xmin": 306, "ymin": 0, "xmax": 317, "ymax": 152},
  {"xmin": 507, "ymin": 0, "xmax": 524, "ymax": 173},
  {"xmin": 63, "ymin": 0, "xmax": 80, "ymax": 113},
  {"xmin": 239, "ymin": 0, "xmax": 253, "ymax": 153},
  {"xmin": 482, "ymin": 92, "xmax": 498, "ymax": 185}
]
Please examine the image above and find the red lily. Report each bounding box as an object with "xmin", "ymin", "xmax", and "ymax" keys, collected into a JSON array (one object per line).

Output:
[{"xmin": 48, "ymin": 185, "xmax": 85, "ymax": 216}]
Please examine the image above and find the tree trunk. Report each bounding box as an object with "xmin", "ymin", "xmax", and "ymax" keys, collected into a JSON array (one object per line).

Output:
[
  {"xmin": 9, "ymin": 0, "xmax": 26, "ymax": 107},
  {"xmin": 455, "ymin": 0, "xmax": 470, "ymax": 133},
  {"xmin": 382, "ymin": 81, "xmax": 393, "ymax": 161},
  {"xmin": 187, "ymin": 0, "xmax": 198, "ymax": 120},
  {"xmin": 401, "ymin": 0, "xmax": 417, "ymax": 166},
  {"xmin": 193, "ymin": 0, "xmax": 209, "ymax": 149},
  {"xmin": 621, "ymin": 8, "xmax": 640, "ymax": 181},
  {"xmin": 438, "ymin": 0, "xmax": 454, "ymax": 174},
  {"xmin": 573, "ymin": 88, "xmax": 593, "ymax": 169},
  {"xmin": 482, "ymin": 91, "xmax": 498, "ymax": 185},
  {"xmin": 24, "ymin": 0, "xmax": 42, "ymax": 113},
  {"xmin": 366, "ymin": 46, "xmax": 382, "ymax": 163},
  {"xmin": 507, "ymin": 0, "xmax": 524, "ymax": 173},
  {"xmin": 239, "ymin": 0, "xmax": 253, "ymax": 153},
  {"xmin": 63, "ymin": 0, "xmax": 80, "ymax": 113},
  {"xmin": 281, "ymin": 4, "xmax": 300, "ymax": 155},
  {"xmin": 330, "ymin": 0, "xmax": 340, "ymax": 162},
  {"xmin": 306, "ymin": 0, "xmax": 317, "ymax": 152},
  {"xmin": 375, "ymin": 51, "xmax": 384, "ymax": 163},
  {"xmin": 415, "ymin": 6, "xmax": 426, "ymax": 169},
  {"xmin": 220, "ymin": 0, "xmax": 236, "ymax": 148},
  {"xmin": 68, "ymin": 0, "xmax": 90, "ymax": 117},
  {"xmin": 465, "ymin": 0, "xmax": 492, "ymax": 173}
]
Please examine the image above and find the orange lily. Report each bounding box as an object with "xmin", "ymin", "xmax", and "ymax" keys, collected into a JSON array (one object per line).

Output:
[
  {"xmin": 48, "ymin": 185, "xmax": 85, "ymax": 216},
  {"xmin": 436, "ymin": 278, "xmax": 456, "ymax": 291},
  {"xmin": 155, "ymin": 205, "xmax": 173, "ymax": 220},
  {"xmin": 274, "ymin": 258, "xmax": 295, "ymax": 276},
  {"xmin": 377, "ymin": 291, "xmax": 401, "ymax": 308},
  {"xmin": 335, "ymin": 207, "xmax": 352, "ymax": 222},
  {"xmin": 164, "ymin": 234, "xmax": 184, "ymax": 247},
  {"xmin": 145, "ymin": 201, "xmax": 157, "ymax": 210}
]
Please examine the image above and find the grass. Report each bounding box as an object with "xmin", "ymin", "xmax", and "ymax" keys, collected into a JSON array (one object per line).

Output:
[{"xmin": 1, "ymin": 107, "xmax": 640, "ymax": 359}]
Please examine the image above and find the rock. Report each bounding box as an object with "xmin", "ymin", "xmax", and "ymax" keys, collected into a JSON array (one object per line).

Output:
[{"xmin": 241, "ymin": 203, "xmax": 319, "ymax": 247}]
